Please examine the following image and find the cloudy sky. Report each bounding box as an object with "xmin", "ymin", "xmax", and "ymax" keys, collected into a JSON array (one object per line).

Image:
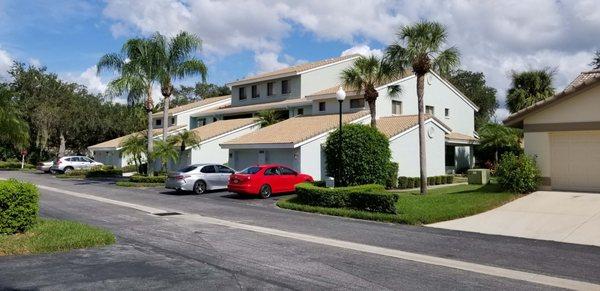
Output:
[{"xmin": 0, "ymin": 0, "xmax": 598, "ymax": 119}]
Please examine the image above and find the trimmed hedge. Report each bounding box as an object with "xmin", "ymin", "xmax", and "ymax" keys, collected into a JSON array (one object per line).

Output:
[
  {"xmin": 0, "ymin": 179, "xmax": 39, "ymax": 234},
  {"xmin": 0, "ymin": 161, "xmax": 35, "ymax": 170},
  {"xmin": 295, "ymin": 183, "xmax": 398, "ymax": 214},
  {"xmin": 129, "ymin": 175, "xmax": 167, "ymax": 183},
  {"xmin": 396, "ymin": 175, "xmax": 455, "ymax": 189},
  {"xmin": 385, "ymin": 162, "xmax": 399, "ymax": 189},
  {"xmin": 85, "ymin": 167, "xmax": 123, "ymax": 178},
  {"xmin": 121, "ymin": 164, "xmax": 138, "ymax": 173}
]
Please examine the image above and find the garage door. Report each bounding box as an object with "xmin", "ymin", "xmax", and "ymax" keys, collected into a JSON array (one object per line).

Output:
[{"xmin": 550, "ymin": 132, "xmax": 600, "ymax": 192}]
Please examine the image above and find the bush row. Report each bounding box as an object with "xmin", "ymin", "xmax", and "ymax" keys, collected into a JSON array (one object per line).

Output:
[
  {"xmin": 129, "ymin": 175, "xmax": 167, "ymax": 183},
  {"xmin": 397, "ymin": 175, "xmax": 454, "ymax": 189},
  {"xmin": 295, "ymin": 183, "xmax": 398, "ymax": 214},
  {"xmin": 0, "ymin": 179, "xmax": 39, "ymax": 234},
  {"xmin": 121, "ymin": 164, "xmax": 138, "ymax": 173},
  {"xmin": 0, "ymin": 161, "xmax": 35, "ymax": 170},
  {"xmin": 85, "ymin": 167, "xmax": 123, "ymax": 178}
]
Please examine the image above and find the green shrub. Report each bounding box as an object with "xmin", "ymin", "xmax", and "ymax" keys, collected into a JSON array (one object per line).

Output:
[
  {"xmin": 294, "ymin": 183, "xmax": 397, "ymax": 213},
  {"xmin": 129, "ymin": 175, "xmax": 167, "ymax": 183},
  {"xmin": 398, "ymin": 176, "xmax": 408, "ymax": 189},
  {"xmin": 312, "ymin": 180, "xmax": 326, "ymax": 187},
  {"xmin": 445, "ymin": 175, "xmax": 454, "ymax": 184},
  {"xmin": 435, "ymin": 176, "xmax": 443, "ymax": 185},
  {"xmin": 85, "ymin": 166, "xmax": 123, "ymax": 178},
  {"xmin": 427, "ymin": 177, "xmax": 434, "ymax": 185},
  {"xmin": 121, "ymin": 164, "xmax": 138, "ymax": 173},
  {"xmin": 323, "ymin": 124, "xmax": 391, "ymax": 187},
  {"xmin": 64, "ymin": 169, "xmax": 88, "ymax": 177},
  {"xmin": 496, "ymin": 152, "xmax": 540, "ymax": 194},
  {"xmin": 385, "ymin": 162, "xmax": 399, "ymax": 189},
  {"xmin": 0, "ymin": 161, "xmax": 35, "ymax": 170},
  {"xmin": 0, "ymin": 179, "xmax": 39, "ymax": 234}
]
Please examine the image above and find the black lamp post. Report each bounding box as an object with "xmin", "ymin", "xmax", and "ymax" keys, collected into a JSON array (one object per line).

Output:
[{"xmin": 335, "ymin": 86, "xmax": 346, "ymax": 186}]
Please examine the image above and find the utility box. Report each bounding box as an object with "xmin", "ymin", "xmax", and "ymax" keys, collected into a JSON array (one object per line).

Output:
[
  {"xmin": 324, "ymin": 177, "xmax": 335, "ymax": 188},
  {"xmin": 467, "ymin": 169, "xmax": 490, "ymax": 185}
]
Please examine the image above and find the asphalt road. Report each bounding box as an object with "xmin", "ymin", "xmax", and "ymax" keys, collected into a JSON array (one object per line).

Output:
[{"xmin": 1, "ymin": 171, "xmax": 599, "ymax": 290}]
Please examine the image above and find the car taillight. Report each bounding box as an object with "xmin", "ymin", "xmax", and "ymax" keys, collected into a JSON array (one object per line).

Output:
[{"xmin": 175, "ymin": 175, "xmax": 190, "ymax": 180}]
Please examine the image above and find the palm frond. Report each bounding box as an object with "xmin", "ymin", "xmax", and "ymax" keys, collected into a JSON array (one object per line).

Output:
[{"xmin": 432, "ymin": 47, "xmax": 460, "ymax": 77}]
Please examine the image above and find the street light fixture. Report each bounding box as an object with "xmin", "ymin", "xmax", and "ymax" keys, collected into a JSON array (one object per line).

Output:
[{"xmin": 335, "ymin": 86, "xmax": 346, "ymax": 186}]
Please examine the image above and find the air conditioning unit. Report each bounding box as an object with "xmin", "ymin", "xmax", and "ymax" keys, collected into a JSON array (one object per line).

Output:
[{"xmin": 467, "ymin": 169, "xmax": 490, "ymax": 185}]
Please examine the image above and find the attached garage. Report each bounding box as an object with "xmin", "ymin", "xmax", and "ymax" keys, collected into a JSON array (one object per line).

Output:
[{"xmin": 504, "ymin": 70, "xmax": 600, "ymax": 192}]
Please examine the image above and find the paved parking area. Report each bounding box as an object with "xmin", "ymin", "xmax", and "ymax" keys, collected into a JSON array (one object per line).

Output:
[{"xmin": 429, "ymin": 191, "xmax": 600, "ymax": 247}]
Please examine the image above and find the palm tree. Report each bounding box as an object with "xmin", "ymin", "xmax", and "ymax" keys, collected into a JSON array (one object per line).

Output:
[
  {"xmin": 384, "ymin": 21, "xmax": 460, "ymax": 194},
  {"xmin": 257, "ymin": 109, "xmax": 282, "ymax": 127},
  {"xmin": 98, "ymin": 37, "xmax": 160, "ymax": 176},
  {"xmin": 479, "ymin": 123, "xmax": 521, "ymax": 163},
  {"xmin": 340, "ymin": 55, "xmax": 402, "ymax": 127},
  {"xmin": 0, "ymin": 85, "xmax": 29, "ymax": 149},
  {"xmin": 590, "ymin": 50, "xmax": 600, "ymax": 70},
  {"xmin": 169, "ymin": 130, "xmax": 201, "ymax": 165},
  {"xmin": 119, "ymin": 133, "xmax": 147, "ymax": 172},
  {"xmin": 150, "ymin": 32, "xmax": 207, "ymax": 141},
  {"xmin": 153, "ymin": 139, "xmax": 179, "ymax": 173},
  {"xmin": 506, "ymin": 69, "xmax": 555, "ymax": 113}
]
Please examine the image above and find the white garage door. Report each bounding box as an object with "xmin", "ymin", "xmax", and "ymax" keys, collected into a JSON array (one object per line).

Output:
[{"xmin": 550, "ymin": 132, "xmax": 600, "ymax": 192}]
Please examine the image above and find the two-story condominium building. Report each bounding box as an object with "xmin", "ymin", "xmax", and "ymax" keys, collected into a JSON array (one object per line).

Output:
[{"xmin": 89, "ymin": 54, "xmax": 478, "ymax": 179}]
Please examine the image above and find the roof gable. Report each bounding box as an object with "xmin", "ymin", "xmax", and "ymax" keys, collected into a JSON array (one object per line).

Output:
[{"xmin": 152, "ymin": 95, "xmax": 231, "ymax": 118}]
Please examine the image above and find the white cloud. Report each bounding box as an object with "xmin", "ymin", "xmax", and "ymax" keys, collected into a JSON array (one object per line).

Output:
[
  {"xmin": 341, "ymin": 45, "xmax": 383, "ymax": 58},
  {"xmin": 0, "ymin": 48, "xmax": 12, "ymax": 81},
  {"xmin": 27, "ymin": 58, "xmax": 41, "ymax": 67},
  {"xmin": 64, "ymin": 66, "xmax": 108, "ymax": 95},
  {"xmin": 253, "ymin": 52, "xmax": 306, "ymax": 74},
  {"xmin": 493, "ymin": 108, "xmax": 510, "ymax": 123}
]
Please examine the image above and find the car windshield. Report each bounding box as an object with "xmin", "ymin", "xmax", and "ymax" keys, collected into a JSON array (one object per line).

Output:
[
  {"xmin": 179, "ymin": 165, "xmax": 198, "ymax": 173},
  {"xmin": 239, "ymin": 166, "xmax": 261, "ymax": 174}
]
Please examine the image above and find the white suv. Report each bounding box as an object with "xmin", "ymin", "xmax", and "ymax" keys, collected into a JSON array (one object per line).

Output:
[{"xmin": 50, "ymin": 156, "xmax": 103, "ymax": 174}]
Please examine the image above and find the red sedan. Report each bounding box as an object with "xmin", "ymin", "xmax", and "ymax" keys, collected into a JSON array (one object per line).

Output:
[{"xmin": 228, "ymin": 164, "xmax": 313, "ymax": 198}]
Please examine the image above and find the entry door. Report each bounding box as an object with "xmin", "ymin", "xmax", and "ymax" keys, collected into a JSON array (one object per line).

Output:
[
  {"xmin": 550, "ymin": 132, "xmax": 600, "ymax": 192},
  {"xmin": 258, "ymin": 150, "xmax": 266, "ymax": 164}
]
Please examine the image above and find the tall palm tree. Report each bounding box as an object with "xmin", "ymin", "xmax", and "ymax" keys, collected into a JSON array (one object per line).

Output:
[
  {"xmin": 340, "ymin": 55, "xmax": 402, "ymax": 127},
  {"xmin": 98, "ymin": 38, "xmax": 160, "ymax": 176},
  {"xmin": 119, "ymin": 133, "xmax": 147, "ymax": 172},
  {"xmin": 384, "ymin": 21, "xmax": 460, "ymax": 194},
  {"xmin": 169, "ymin": 130, "xmax": 201, "ymax": 166},
  {"xmin": 150, "ymin": 32, "xmax": 207, "ymax": 141},
  {"xmin": 0, "ymin": 85, "xmax": 29, "ymax": 149},
  {"xmin": 153, "ymin": 139, "xmax": 179, "ymax": 173},
  {"xmin": 257, "ymin": 109, "xmax": 282, "ymax": 127},
  {"xmin": 506, "ymin": 69, "xmax": 555, "ymax": 113}
]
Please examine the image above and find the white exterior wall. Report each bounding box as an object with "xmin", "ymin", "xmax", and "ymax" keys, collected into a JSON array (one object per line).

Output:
[
  {"xmin": 523, "ymin": 132, "xmax": 551, "ymax": 178},
  {"xmin": 230, "ymin": 76, "xmax": 301, "ymax": 107},
  {"xmin": 525, "ymin": 84, "xmax": 600, "ymax": 124},
  {"xmin": 391, "ymin": 73, "xmax": 476, "ymax": 135},
  {"xmin": 299, "ymin": 135, "xmax": 329, "ymax": 180},
  {"xmin": 191, "ymin": 123, "xmax": 261, "ymax": 166},
  {"xmin": 300, "ymin": 59, "xmax": 355, "ymax": 97},
  {"xmin": 310, "ymin": 96, "xmax": 366, "ymax": 115},
  {"xmin": 92, "ymin": 150, "xmax": 132, "ymax": 168},
  {"xmin": 390, "ymin": 122, "xmax": 446, "ymax": 177}
]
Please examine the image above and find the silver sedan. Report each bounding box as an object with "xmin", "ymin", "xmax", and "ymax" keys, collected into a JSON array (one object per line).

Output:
[{"xmin": 165, "ymin": 164, "xmax": 235, "ymax": 194}]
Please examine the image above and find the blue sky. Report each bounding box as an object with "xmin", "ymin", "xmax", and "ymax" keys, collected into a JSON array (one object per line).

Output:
[{"xmin": 1, "ymin": 0, "xmax": 598, "ymax": 120}]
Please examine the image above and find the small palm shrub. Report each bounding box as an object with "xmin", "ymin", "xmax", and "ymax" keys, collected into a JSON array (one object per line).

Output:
[{"xmin": 496, "ymin": 152, "xmax": 540, "ymax": 194}]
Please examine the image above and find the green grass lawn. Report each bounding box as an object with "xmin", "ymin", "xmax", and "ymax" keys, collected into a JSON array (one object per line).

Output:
[
  {"xmin": 277, "ymin": 183, "xmax": 520, "ymax": 225},
  {"xmin": 115, "ymin": 181, "xmax": 164, "ymax": 188},
  {"xmin": 0, "ymin": 219, "xmax": 115, "ymax": 256}
]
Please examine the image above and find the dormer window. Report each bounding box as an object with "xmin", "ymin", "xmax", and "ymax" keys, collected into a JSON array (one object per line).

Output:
[
  {"xmin": 251, "ymin": 85, "xmax": 259, "ymax": 98},
  {"xmin": 239, "ymin": 87, "xmax": 247, "ymax": 100},
  {"xmin": 267, "ymin": 82, "xmax": 273, "ymax": 96},
  {"xmin": 281, "ymin": 80, "xmax": 289, "ymax": 94},
  {"xmin": 170, "ymin": 117, "xmax": 175, "ymax": 125}
]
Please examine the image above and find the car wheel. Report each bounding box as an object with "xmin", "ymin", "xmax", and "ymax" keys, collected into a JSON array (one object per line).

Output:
[
  {"xmin": 63, "ymin": 167, "xmax": 74, "ymax": 174},
  {"xmin": 193, "ymin": 180, "xmax": 207, "ymax": 195},
  {"xmin": 259, "ymin": 184, "xmax": 272, "ymax": 199}
]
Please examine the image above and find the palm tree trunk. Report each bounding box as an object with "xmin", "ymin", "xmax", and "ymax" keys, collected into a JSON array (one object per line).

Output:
[
  {"xmin": 162, "ymin": 95, "xmax": 170, "ymax": 141},
  {"xmin": 58, "ymin": 131, "xmax": 66, "ymax": 158},
  {"xmin": 417, "ymin": 74, "xmax": 427, "ymax": 195},
  {"xmin": 146, "ymin": 86, "xmax": 155, "ymax": 177},
  {"xmin": 368, "ymin": 100, "xmax": 377, "ymax": 127}
]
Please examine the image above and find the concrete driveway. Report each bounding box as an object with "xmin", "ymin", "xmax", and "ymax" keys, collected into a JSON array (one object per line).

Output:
[{"xmin": 428, "ymin": 191, "xmax": 600, "ymax": 247}]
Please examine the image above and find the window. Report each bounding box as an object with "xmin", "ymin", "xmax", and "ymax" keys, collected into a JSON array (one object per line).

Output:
[
  {"xmin": 319, "ymin": 102, "xmax": 326, "ymax": 112},
  {"xmin": 445, "ymin": 108, "xmax": 450, "ymax": 118},
  {"xmin": 280, "ymin": 167, "xmax": 296, "ymax": 175},
  {"xmin": 426, "ymin": 105, "xmax": 434, "ymax": 115},
  {"xmin": 392, "ymin": 100, "xmax": 402, "ymax": 115},
  {"xmin": 200, "ymin": 165, "xmax": 216, "ymax": 173},
  {"xmin": 170, "ymin": 117, "xmax": 175, "ymax": 125},
  {"xmin": 350, "ymin": 98, "xmax": 365, "ymax": 109},
  {"xmin": 239, "ymin": 87, "xmax": 247, "ymax": 100},
  {"xmin": 216, "ymin": 165, "xmax": 235, "ymax": 174},
  {"xmin": 281, "ymin": 80, "xmax": 289, "ymax": 94},
  {"xmin": 267, "ymin": 82, "xmax": 273, "ymax": 96},
  {"xmin": 240, "ymin": 166, "xmax": 261, "ymax": 174},
  {"xmin": 264, "ymin": 167, "xmax": 280, "ymax": 176},
  {"xmin": 179, "ymin": 165, "xmax": 198, "ymax": 173},
  {"xmin": 445, "ymin": 145, "xmax": 456, "ymax": 167},
  {"xmin": 156, "ymin": 119, "xmax": 162, "ymax": 126},
  {"xmin": 251, "ymin": 85, "xmax": 259, "ymax": 98},
  {"xmin": 297, "ymin": 108, "xmax": 304, "ymax": 116}
]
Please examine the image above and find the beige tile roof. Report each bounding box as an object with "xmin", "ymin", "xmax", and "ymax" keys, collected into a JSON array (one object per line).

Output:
[
  {"xmin": 194, "ymin": 98, "xmax": 312, "ymax": 117},
  {"xmin": 446, "ymin": 132, "xmax": 478, "ymax": 142},
  {"xmin": 307, "ymin": 84, "xmax": 361, "ymax": 98},
  {"xmin": 88, "ymin": 125, "xmax": 186, "ymax": 150},
  {"xmin": 190, "ymin": 118, "xmax": 260, "ymax": 142},
  {"xmin": 504, "ymin": 70, "xmax": 600, "ymax": 126},
  {"xmin": 222, "ymin": 111, "xmax": 370, "ymax": 147},
  {"xmin": 229, "ymin": 54, "xmax": 360, "ymax": 85},
  {"xmin": 152, "ymin": 95, "xmax": 231, "ymax": 117},
  {"xmin": 376, "ymin": 114, "xmax": 452, "ymax": 138}
]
